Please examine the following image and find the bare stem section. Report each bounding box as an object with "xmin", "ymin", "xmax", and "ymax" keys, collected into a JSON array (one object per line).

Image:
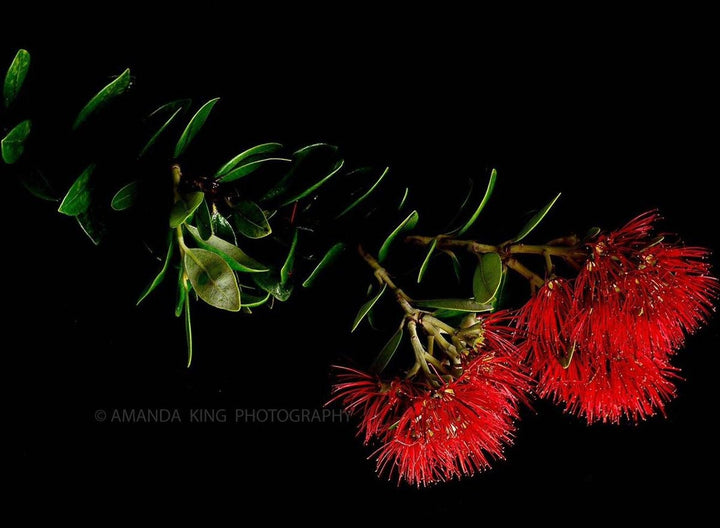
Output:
[{"xmin": 405, "ymin": 234, "xmax": 588, "ymax": 290}]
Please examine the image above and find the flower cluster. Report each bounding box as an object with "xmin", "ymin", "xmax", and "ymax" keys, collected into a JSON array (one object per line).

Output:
[
  {"xmin": 519, "ymin": 212, "xmax": 718, "ymax": 423},
  {"xmin": 329, "ymin": 312, "xmax": 530, "ymax": 487}
]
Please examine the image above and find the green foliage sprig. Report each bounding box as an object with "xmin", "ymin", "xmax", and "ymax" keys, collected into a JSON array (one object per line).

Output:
[{"xmin": 1, "ymin": 48, "xmax": 392, "ymax": 365}]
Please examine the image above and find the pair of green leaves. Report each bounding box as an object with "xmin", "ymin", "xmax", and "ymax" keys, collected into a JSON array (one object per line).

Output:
[
  {"xmin": 137, "ymin": 97, "xmax": 219, "ymax": 160},
  {"xmin": 215, "ymin": 142, "xmax": 289, "ymax": 183},
  {"xmin": 2, "ymin": 49, "xmax": 32, "ymax": 165},
  {"xmin": 178, "ymin": 196, "xmax": 271, "ymax": 242},
  {"xmin": 139, "ymin": 219, "xmax": 268, "ymax": 309},
  {"xmin": 447, "ymin": 169, "xmax": 561, "ymax": 242},
  {"xmin": 415, "ymin": 165, "xmax": 491, "ymax": 280},
  {"xmin": 54, "ymin": 68, "xmax": 133, "ymax": 241},
  {"xmin": 185, "ymin": 225, "xmax": 267, "ymax": 273},
  {"xmin": 138, "ymin": 99, "xmax": 190, "ymax": 159},
  {"xmin": 260, "ymin": 143, "xmax": 345, "ymax": 206},
  {"xmin": 69, "ymin": 95, "xmax": 221, "ymax": 225},
  {"xmin": 334, "ymin": 166, "xmax": 391, "ymax": 220},
  {"xmin": 138, "ymin": 230, "xmax": 267, "ymax": 306}
]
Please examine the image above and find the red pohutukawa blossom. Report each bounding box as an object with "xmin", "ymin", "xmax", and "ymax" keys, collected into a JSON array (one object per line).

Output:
[
  {"xmin": 517, "ymin": 277, "xmax": 574, "ymax": 365},
  {"xmin": 329, "ymin": 311, "xmax": 530, "ymax": 487},
  {"xmin": 373, "ymin": 351, "xmax": 530, "ymax": 486},
  {"xmin": 329, "ymin": 367, "xmax": 420, "ymax": 445},
  {"xmin": 520, "ymin": 211, "xmax": 718, "ymax": 423}
]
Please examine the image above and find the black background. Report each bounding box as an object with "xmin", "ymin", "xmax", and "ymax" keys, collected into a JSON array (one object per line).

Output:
[{"xmin": 4, "ymin": 8, "xmax": 718, "ymax": 520}]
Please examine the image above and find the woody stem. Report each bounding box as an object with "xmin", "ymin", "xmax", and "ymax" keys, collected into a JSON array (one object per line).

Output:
[
  {"xmin": 358, "ymin": 245, "xmax": 415, "ymax": 316},
  {"xmin": 505, "ymin": 258, "xmax": 545, "ymax": 289},
  {"xmin": 405, "ymin": 235, "xmax": 586, "ymax": 259}
]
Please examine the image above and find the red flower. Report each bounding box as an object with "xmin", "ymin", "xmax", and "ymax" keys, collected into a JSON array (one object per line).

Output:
[
  {"xmin": 522, "ymin": 211, "xmax": 718, "ymax": 423},
  {"xmin": 517, "ymin": 278, "xmax": 574, "ymax": 366},
  {"xmin": 471, "ymin": 310, "xmax": 525, "ymax": 356},
  {"xmin": 328, "ymin": 366, "xmax": 418, "ymax": 444},
  {"xmin": 572, "ymin": 211, "xmax": 716, "ymax": 358},
  {"xmin": 533, "ymin": 342, "xmax": 680, "ymax": 424},
  {"xmin": 374, "ymin": 351, "xmax": 530, "ymax": 486},
  {"xmin": 330, "ymin": 312, "xmax": 531, "ymax": 486}
]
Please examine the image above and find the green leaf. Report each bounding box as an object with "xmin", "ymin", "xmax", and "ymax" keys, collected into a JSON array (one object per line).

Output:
[
  {"xmin": 513, "ymin": 192, "xmax": 562, "ymax": 242},
  {"xmin": 183, "ymin": 248, "xmax": 241, "ymax": 312},
  {"xmin": 378, "ymin": 210, "xmax": 419, "ymax": 263},
  {"xmin": 1, "ymin": 119, "xmax": 31, "ymax": 164},
  {"xmin": 491, "ymin": 268, "xmax": 509, "ymax": 311},
  {"xmin": 184, "ymin": 293, "xmax": 193, "ymax": 367},
  {"xmin": 335, "ymin": 166, "xmax": 390, "ymax": 219},
  {"xmin": 3, "ymin": 49, "xmax": 30, "ymax": 108},
  {"xmin": 457, "ymin": 168, "xmax": 497, "ymax": 236},
  {"xmin": 169, "ymin": 192, "xmax": 204, "ymax": 228},
  {"xmin": 76, "ymin": 210, "xmax": 105, "ymax": 245},
  {"xmin": 215, "ymin": 142, "xmax": 284, "ymax": 178},
  {"xmin": 20, "ymin": 169, "xmax": 56, "ymax": 201},
  {"xmin": 242, "ymin": 291, "xmax": 271, "ymax": 308},
  {"xmin": 148, "ymin": 98, "xmax": 191, "ymax": 118},
  {"xmin": 174, "ymin": 265, "xmax": 189, "ymax": 317},
  {"xmin": 442, "ymin": 250, "xmax": 462, "ymax": 283},
  {"xmin": 218, "ymin": 157, "xmax": 292, "ymax": 183},
  {"xmin": 431, "ymin": 308, "xmax": 470, "ymax": 320},
  {"xmin": 280, "ymin": 229, "xmax": 299, "ymax": 286},
  {"xmin": 211, "ymin": 211, "xmax": 236, "ymax": 244},
  {"xmin": 231, "ymin": 200, "xmax": 271, "ymax": 239},
  {"xmin": 260, "ymin": 143, "xmax": 342, "ymax": 204},
  {"xmin": 352, "ymin": 284, "xmax": 387, "ymax": 332},
  {"xmin": 195, "ymin": 198, "xmax": 213, "ymax": 240},
  {"xmin": 138, "ymin": 107, "xmax": 183, "ymax": 159},
  {"xmin": 417, "ymin": 238, "xmax": 438, "ymax": 283},
  {"xmin": 370, "ymin": 322, "xmax": 404, "ymax": 374},
  {"xmin": 58, "ymin": 164, "xmax": 95, "ymax": 216},
  {"xmin": 445, "ymin": 178, "xmax": 474, "ymax": 231},
  {"xmin": 72, "ymin": 68, "xmax": 131, "ymax": 130},
  {"xmin": 414, "ymin": 298, "xmax": 493, "ymax": 312},
  {"xmin": 366, "ymin": 307, "xmax": 380, "ymax": 331},
  {"xmin": 137, "ymin": 233, "xmax": 176, "ymax": 305},
  {"xmin": 173, "ymin": 97, "xmax": 219, "ymax": 158},
  {"xmin": 185, "ymin": 225, "xmax": 268, "ymax": 273},
  {"xmin": 472, "ymin": 252, "xmax": 503, "ymax": 303},
  {"xmin": 279, "ymin": 159, "xmax": 344, "ymax": 207},
  {"xmin": 302, "ymin": 242, "xmax": 346, "ymax": 288},
  {"xmin": 398, "ymin": 187, "xmax": 409, "ymax": 210},
  {"xmin": 583, "ymin": 226, "xmax": 601, "ymax": 241},
  {"xmin": 253, "ymin": 272, "xmax": 293, "ymax": 302},
  {"xmin": 110, "ymin": 181, "xmax": 139, "ymax": 211}
]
